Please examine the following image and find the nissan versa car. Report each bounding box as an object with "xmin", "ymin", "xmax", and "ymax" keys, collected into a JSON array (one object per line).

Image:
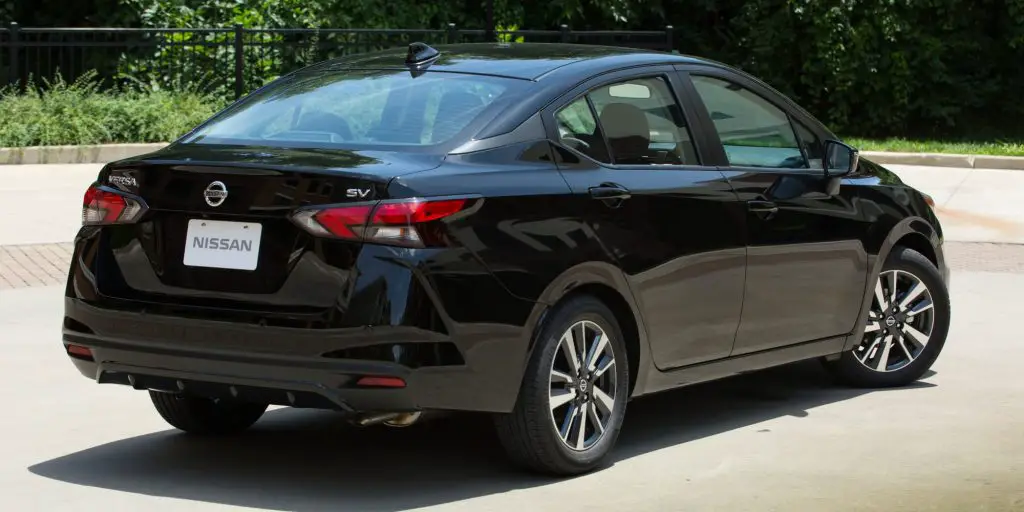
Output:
[{"xmin": 63, "ymin": 42, "xmax": 951, "ymax": 475}]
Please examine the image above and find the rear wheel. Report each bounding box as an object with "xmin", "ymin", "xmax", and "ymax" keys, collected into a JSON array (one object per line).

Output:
[
  {"xmin": 494, "ymin": 295, "xmax": 629, "ymax": 476},
  {"xmin": 827, "ymin": 246, "xmax": 950, "ymax": 387},
  {"xmin": 150, "ymin": 391, "xmax": 268, "ymax": 435}
]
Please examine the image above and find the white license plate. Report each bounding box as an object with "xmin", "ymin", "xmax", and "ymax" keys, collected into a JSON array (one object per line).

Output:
[{"xmin": 183, "ymin": 219, "xmax": 262, "ymax": 271}]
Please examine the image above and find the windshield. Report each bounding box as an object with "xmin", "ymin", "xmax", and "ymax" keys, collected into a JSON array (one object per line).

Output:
[{"xmin": 180, "ymin": 69, "xmax": 524, "ymax": 150}]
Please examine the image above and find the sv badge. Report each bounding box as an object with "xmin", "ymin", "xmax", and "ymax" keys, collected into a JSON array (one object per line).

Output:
[{"xmin": 346, "ymin": 188, "xmax": 372, "ymax": 199}]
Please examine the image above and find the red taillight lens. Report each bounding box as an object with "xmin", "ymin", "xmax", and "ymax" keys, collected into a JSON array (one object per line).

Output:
[
  {"xmin": 355, "ymin": 376, "xmax": 406, "ymax": 388},
  {"xmin": 314, "ymin": 205, "xmax": 374, "ymax": 240},
  {"xmin": 291, "ymin": 198, "xmax": 470, "ymax": 247},
  {"xmin": 922, "ymin": 193, "xmax": 936, "ymax": 208},
  {"xmin": 371, "ymin": 199, "xmax": 467, "ymax": 224},
  {"xmin": 83, "ymin": 185, "xmax": 146, "ymax": 225},
  {"xmin": 65, "ymin": 344, "xmax": 94, "ymax": 360}
]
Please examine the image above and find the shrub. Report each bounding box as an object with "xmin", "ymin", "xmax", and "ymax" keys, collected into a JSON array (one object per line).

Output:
[{"xmin": 0, "ymin": 71, "xmax": 225, "ymax": 147}]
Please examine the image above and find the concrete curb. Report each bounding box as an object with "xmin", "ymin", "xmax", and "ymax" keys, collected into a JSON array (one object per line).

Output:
[
  {"xmin": 2, "ymin": 143, "xmax": 1024, "ymax": 170},
  {"xmin": 861, "ymin": 151, "xmax": 1024, "ymax": 171},
  {"xmin": 0, "ymin": 143, "xmax": 167, "ymax": 165}
]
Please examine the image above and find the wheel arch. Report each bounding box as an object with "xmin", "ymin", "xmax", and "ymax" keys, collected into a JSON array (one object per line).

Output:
[
  {"xmin": 522, "ymin": 262, "xmax": 650, "ymax": 397},
  {"xmin": 843, "ymin": 216, "xmax": 945, "ymax": 351}
]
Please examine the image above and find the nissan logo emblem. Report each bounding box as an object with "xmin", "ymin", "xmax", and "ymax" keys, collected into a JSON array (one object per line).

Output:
[{"xmin": 204, "ymin": 181, "xmax": 228, "ymax": 207}]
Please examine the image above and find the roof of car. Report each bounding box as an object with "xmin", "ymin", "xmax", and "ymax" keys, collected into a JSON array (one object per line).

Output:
[{"xmin": 315, "ymin": 42, "xmax": 712, "ymax": 81}]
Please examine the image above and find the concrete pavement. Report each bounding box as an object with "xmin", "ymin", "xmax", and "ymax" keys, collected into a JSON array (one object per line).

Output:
[
  {"xmin": 2, "ymin": 161, "xmax": 1023, "ymax": 289},
  {"xmin": 2, "ymin": 161, "xmax": 1023, "ymax": 509},
  {"xmin": 1, "ymin": 271, "xmax": 1022, "ymax": 511},
  {"xmin": 0, "ymin": 164, "xmax": 102, "ymax": 246},
  {"xmin": 2, "ymin": 162, "xmax": 1024, "ymax": 247},
  {"xmin": 890, "ymin": 164, "xmax": 1024, "ymax": 244}
]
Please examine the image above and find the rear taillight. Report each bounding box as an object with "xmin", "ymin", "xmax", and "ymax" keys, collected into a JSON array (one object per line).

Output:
[
  {"xmin": 922, "ymin": 192, "xmax": 936, "ymax": 209},
  {"xmin": 291, "ymin": 198, "xmax": 470, "ymax": 247},
  {"xmin": 82, "ymin": 185, "xmax": 146, "ymax": 225}
]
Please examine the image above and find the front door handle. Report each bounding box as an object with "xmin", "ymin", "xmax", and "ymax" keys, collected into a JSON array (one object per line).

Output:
[
  {"xmin": 589, "ymin": 183, "xmax": 632, "ymax": 201},
  {"xmin": 747, "ymin": 200, "xmax": 779, "ymax": 220}
]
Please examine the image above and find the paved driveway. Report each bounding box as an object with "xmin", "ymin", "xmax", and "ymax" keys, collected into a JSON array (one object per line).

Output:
[
  {"xmin": 1, "ymin": 163, "xmax": 1023, "ymax": 247},
  {"xmin": 1, "ymin": 162, "xmax": 1022, "ymax": 510},
  {"xmin": 1, "ymin": 267, "xmax": 1022, "ymax": 511}
]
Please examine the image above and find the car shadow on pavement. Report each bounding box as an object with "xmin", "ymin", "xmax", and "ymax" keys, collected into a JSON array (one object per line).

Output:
[{"xmin": 28, "ymin": 360, "xmax": 935, "ymax": 511}]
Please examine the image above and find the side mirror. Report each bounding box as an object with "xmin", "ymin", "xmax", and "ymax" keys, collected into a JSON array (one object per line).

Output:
[{"xmin": 823, "ymin": 139, "xmax": 859, "ymax": 178}]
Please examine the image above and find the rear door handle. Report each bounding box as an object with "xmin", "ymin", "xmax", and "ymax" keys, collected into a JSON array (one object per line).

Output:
[
  {"xmin": 747, "ymin": 200, "xmax": 779, "ymax": 219},
  {"xmin": 589, "ymin": 183, "xmax": 632, "ymax": 201}
]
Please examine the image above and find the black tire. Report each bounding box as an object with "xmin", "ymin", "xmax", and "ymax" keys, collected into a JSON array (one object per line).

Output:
[
  {"xmin": 150, "ymin": 391, "xmax": 268, "ymax": 435},
  {"xmin": 494, "ymin": 295, "xmax": 630, "ymax": 476},
  {"xmin": 826, "ymin": 246, "xmax": 951, "ymax": 388}
]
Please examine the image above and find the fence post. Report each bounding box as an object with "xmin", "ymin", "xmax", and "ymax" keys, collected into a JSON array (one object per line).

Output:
[
  {"xmin": 560, "ymin": 24, "xmax": 570, "ymax": 43},
  {"xmin": 485, "ymin": 0, "xmax": 495, "ymax": 42},
  {"xmin": 665, "ymin": 25, "xmax": 674, "ymax": 53},
  {"xmin": 8, "ymin": 22, "xmax": 19, "ymax": 89},
  {"xmin": 233, "ymin": 24, "xmax": 244, "ymax": 100},
  {"xmin": 447, "ymin": 23, "xmax": 457, "ymax": 44}
]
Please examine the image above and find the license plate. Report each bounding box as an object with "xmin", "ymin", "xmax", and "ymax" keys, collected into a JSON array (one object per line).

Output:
[{"xmin": 183, "ymin": 219, "xmax": 262, "ymax": 271}]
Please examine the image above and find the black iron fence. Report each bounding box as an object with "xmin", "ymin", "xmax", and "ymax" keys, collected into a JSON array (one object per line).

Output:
[{"xmin": 0, "ymin": 24, "xmax": 674, "ymax": 100}]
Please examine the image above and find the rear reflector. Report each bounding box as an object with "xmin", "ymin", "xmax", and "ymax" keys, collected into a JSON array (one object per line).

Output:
[
  {"xmin": 922, "ymin": 193, "xmax": 936, "ymax": 208},
  {"xmin": 66, "ymin": 344, "xmax": 94, "ymax": 360},
  {"xmin": 355, "ymin": 376, "xmax": 407, "ymax": 388},
  {"xmin": 291, "ymin": 198, "xmax": 470, "ymax": 247},
  {"xmin": 83, "ymin": 185, "xmax": 146, "ymax": 225}
]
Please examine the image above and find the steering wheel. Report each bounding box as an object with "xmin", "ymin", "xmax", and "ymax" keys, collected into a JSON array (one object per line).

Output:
[{"xmin": 562, "ymin": 136, "xmax": 591, "ymax": 150}]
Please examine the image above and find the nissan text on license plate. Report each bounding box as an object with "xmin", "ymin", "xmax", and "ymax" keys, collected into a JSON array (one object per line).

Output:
[{"xmin": 183, "ymin": 219, "xmax": 262, "ymax": 271}]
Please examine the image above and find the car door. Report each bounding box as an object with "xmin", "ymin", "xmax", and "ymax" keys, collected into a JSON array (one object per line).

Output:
[
  {"xmin": 543, "ymin": 66, "xmax": 747, "ymax": 370},
  {"xmin": 680, "ymin": 67, "xmax": 870, "ymax": 355}
]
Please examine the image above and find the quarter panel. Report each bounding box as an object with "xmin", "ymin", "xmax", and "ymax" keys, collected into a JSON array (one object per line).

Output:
[{"xmin": 391, "ymin": 141, "xmax": 641, "ymax": 395}]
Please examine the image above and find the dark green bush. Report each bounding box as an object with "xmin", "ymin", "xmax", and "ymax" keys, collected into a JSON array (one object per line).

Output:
[
  {"xmin": 5, "ymin": 1, "xmax": 1024, "ymax": 140},
  {"xmin": 0, "ymin": 72, "xmax": 225, "ymax": 147}
]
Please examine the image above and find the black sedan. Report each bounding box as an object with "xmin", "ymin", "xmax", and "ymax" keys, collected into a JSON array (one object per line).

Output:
[{"xmin": 64, "ymin": 42, "xmax": 951, "ymax": 475}]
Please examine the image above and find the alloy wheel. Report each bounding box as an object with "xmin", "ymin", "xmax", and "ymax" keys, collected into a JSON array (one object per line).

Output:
[
  {"xmin": 856, "ymin": 269, "xmax": 935, "ymax": 372},
  {"xmin": 548, "ymin": 320, "xmax": 618, "ymax": 451}
]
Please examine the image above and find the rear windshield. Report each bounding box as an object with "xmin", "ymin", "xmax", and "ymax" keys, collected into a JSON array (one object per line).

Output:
[{"xmin": 180, "ymin": 69, "xmax": 524, "ymax": 150}]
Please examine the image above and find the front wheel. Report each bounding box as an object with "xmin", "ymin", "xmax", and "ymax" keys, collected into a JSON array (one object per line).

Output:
[
  {"xmin": 826, "ymin": 246, "xmax": 951, "ymax": 387},
  {"xmin": 494, "ymin": 295, "xmax": 630, "ymax": 476}
]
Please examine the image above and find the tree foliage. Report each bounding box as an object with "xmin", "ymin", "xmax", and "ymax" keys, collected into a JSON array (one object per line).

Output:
[{"xmin": 4, "ymin": 0, "xmax": 1024, "ymax": 138}]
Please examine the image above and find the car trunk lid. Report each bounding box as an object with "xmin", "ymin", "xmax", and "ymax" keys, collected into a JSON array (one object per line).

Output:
[{"xmin": 91, "ymin": 145, "xmax": 443, "ymax": 311}]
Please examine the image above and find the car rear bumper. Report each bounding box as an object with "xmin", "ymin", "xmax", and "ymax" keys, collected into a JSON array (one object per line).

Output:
[{"xmin": 62, "ymin": 297, "xmax": 530, "ymax": 414}]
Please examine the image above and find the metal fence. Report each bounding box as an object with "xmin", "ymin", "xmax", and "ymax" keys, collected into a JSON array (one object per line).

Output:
[{"xmin": 0, "ymin": 24, "xmax": 675, "ymax": 100}]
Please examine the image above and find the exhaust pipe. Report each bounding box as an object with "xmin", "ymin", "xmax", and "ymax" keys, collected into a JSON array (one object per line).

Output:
[
  {"xmin": 352, "ymin": 411, "xmax": 422, "ymax": 428},
  {"xmin": 383, "ymin": 412, "xmax": 421, "ymax": 428}
]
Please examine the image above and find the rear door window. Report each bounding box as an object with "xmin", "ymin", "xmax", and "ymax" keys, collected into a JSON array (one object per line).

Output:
[{"xmin": 589, "ymin": 77, "xmax": 699, "ymax": 165}]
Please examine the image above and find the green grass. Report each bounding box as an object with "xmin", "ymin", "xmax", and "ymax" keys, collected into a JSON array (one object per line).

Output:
[
  {"xmin": 847, "ymin": 138, "xmax": 1024, "ymax": 157},
  {"xmin": 3, "ymin": 74, "xmax": 1024, "ymax": 157},
  {"xmin": 0, "ymin": 71, "xmax": 225, "ymax": 148}
]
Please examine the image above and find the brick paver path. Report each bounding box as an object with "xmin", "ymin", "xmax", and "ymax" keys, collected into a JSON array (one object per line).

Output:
[
  {"xmin": 1, "ymin": 241, "xmax": 1022, "ymax": 290},
  {"xmin": 0, "ymin": 243, "xmax": 74, "ymax": 289}
]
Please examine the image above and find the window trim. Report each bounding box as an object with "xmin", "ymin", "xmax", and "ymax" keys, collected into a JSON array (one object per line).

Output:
[
  {"xmin": 790, "ymin": 116, "xmax": 824, "ymax": 170},
  {"xmin": 541, "ymin": 65, "xmax": 715, "ymax": 171}
]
